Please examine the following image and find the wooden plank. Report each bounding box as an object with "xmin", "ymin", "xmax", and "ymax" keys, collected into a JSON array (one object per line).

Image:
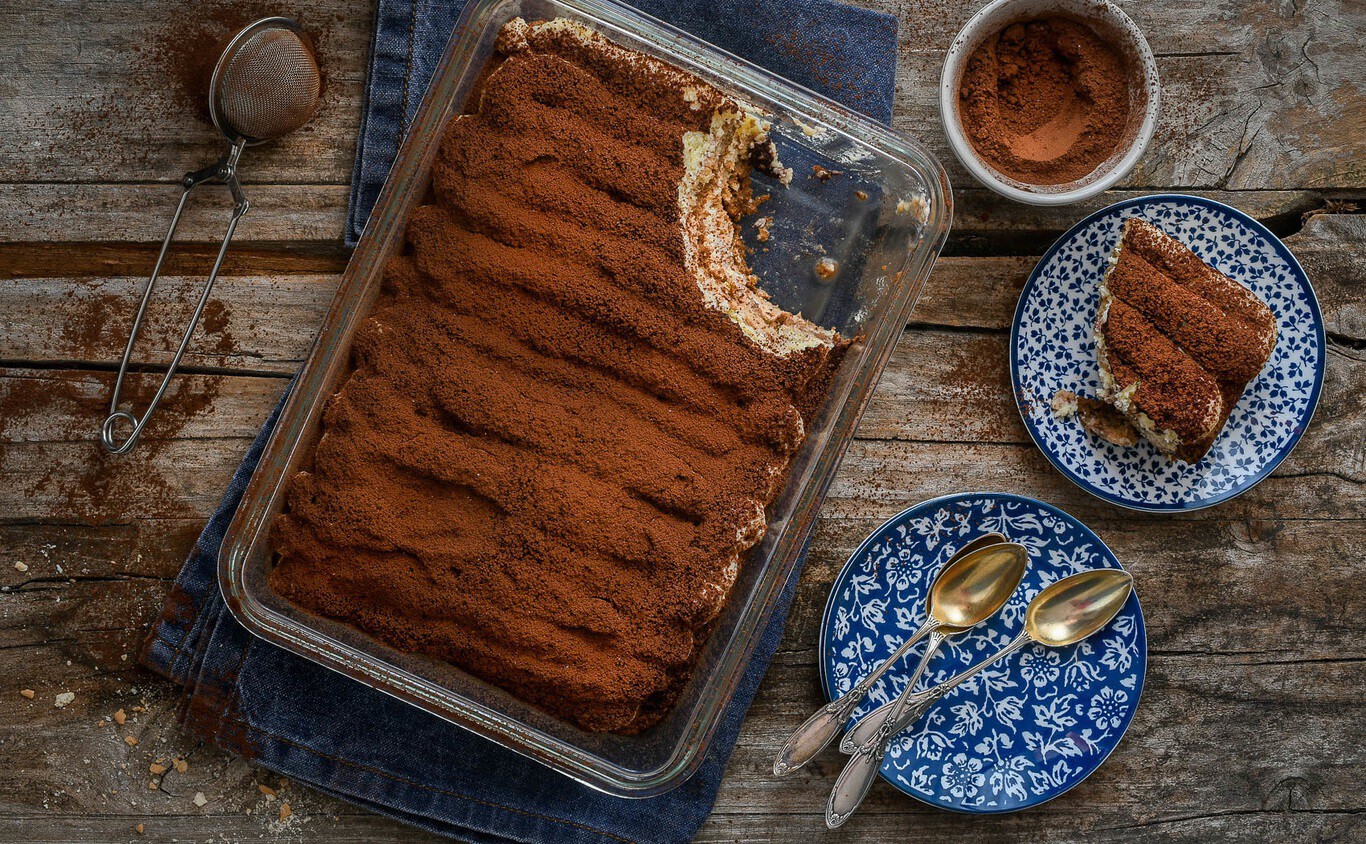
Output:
[
  {"xmin": 0, "ymin": 275, "xmax": 336, "ymax": 374},
  {"xmin": 0, "ymin": 182, "xmax": 1337, "ymax": 246},
  {"xmin": 0, "ymin": 215, "xmax": 1357, "ymax": 374},
  {"xmin": 820, "ymin": 435, "xmax": 1362, "ymax": 528},
  {"xmin": 697, "ymin": 815, "xmax": 1362, "ymax": 843},
  {"xmin": 0, "ymin": 183, "xmax": 352, "ymax": 244},
  {"xmin": 0, "ymin": 242, "xmax": 351, "ymax": 280},
  {"xmin": 4, "ymin": 1, "xmax": 1361, "ymax": 193},
  {"xmin": 1292, "ymin": 212, "xmax": 1366, "ymax": 342},
  {"xmin": 2, "ymin": 816, "xmax": 447, "ymax": 844},
  {"xmin": 912, "ymin": 211, "xmax": 1366, "ymax": 334},
  {"xmin": 945, "ymin": 189, "xmax": 1333, "ymax": 247},
  {"xmin": 2, "ymin": 811, "xmax": 1356, "ymax": 844},
  {"xmin": 0, "ymin": 369, "xmax": 282, "ymax": 524},
  {"xmin": 862, "ymin": 0, "xmax": 1359, "ymax": 61}
]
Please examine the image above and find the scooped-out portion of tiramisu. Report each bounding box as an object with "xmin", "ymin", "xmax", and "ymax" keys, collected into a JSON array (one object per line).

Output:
[
  {"xmin": 1095, "ymin": 218, "xmax": 1276, "ymax": 463},
  {"xmin": 267, "ymin": 18, "xmax": 848, "ymax": 733}
]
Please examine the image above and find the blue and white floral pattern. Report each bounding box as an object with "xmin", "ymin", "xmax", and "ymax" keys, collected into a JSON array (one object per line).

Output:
[
  {"xmin": 820, "ymin": 493, "xmax": 1146, "ymax": 813},
  {"xmin": 1011, "ymin": 195, "xmax": 1324, "ymax": 511}
]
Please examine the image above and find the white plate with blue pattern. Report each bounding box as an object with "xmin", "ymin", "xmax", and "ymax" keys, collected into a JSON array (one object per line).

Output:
[
  {"xmin": 819, "ymin": 493, "xmax": 1145, "ymax": 813},
  {"xmin": 1011, "ymin": 194, "xmax": 1324, "ymax": 512}
]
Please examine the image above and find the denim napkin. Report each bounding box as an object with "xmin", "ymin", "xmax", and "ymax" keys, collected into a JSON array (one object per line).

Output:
[{"xmin": 143, "ymin": 2, "xmax": 897, "ymax": 842}]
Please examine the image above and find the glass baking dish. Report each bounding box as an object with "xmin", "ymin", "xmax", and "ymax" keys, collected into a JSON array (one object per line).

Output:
[{"xmin": 219, "ymin": 0, "xmax": 950, "ymax": 797}]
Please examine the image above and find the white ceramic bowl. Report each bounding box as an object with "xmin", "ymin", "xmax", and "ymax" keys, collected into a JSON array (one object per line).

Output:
[{"xmin": 939, "ymin": 0, "xmax": 1160, "ymax": 205}]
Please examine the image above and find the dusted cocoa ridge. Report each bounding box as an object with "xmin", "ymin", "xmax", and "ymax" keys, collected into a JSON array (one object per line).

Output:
[
  {"xmin": 268, "ymin": 19, "xmax": 847, "ymax": 733},
  {"xmin": 1095, "ymin": 219, "xmax": 1277, "ymax": 463},
  {"xmin": 958, "ymin": 17, "xmax": 1131, "ymax": 185}
]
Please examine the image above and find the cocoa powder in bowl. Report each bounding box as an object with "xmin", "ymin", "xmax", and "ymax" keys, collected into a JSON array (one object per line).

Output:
[{"xmin": 958, "ymin": 16, "xmax": 1133, "ymax": 186}]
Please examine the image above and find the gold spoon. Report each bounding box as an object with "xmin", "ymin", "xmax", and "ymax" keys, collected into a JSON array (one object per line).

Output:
[
  {"xmin": 821, "ymin": 543, "xmax": 1028, "ymax": 827},
  {"xmin": 842, "ymin": 567, "xmax": 1136, "ymax": 749},
  {"xmin": 772, "ymin": 532, "xmax": 1008, "ymax": 777},
  {"xmin": 827, "ymin": 568, "xmax": 1134, "ymax": 828}
]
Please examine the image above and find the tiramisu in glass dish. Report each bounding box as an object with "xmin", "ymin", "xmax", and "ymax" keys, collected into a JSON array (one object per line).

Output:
[
  {"xmin": 268, "ymin": 18, "xmax": 849, "ymax": 733},
  {"xmin": 219, "ymin": 0, "xmax": 948, "ymax": 795}
]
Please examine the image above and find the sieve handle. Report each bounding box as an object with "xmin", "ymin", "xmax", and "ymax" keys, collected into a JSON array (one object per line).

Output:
[{"xmin": 102, "ymin": 140, "xmax": 249, "ymax": 455}]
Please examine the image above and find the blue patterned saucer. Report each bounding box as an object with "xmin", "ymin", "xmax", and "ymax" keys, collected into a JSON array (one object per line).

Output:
[
  {"xmin": 819, "ymin": 493, "xmax": 1145, "ymax": 813},
  {"xmin": 1011, "ymin": 194, "xmax": 1324, "ymax": 512}
]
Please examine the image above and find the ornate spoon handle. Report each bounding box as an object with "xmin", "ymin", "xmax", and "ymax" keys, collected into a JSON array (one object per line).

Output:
[
  {"xmin": 826, "ymin": 627, "xmax": 947, "ymax": 828},
  {"xmin": 842, "ymin": 630, "xmax": 1032, "ymax": 751},
  {"xmin": 839, "ymin": 687, "xmax": 942, "ymax": 754},
  {"xmin": 773, "ymin": 621, "xmax": 934, "ymax": 775}
]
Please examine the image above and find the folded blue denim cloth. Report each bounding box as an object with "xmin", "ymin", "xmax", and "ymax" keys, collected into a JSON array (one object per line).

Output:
[{"xmin": 143, "ymin": 2, "xmax": 896, "ymax": 842}]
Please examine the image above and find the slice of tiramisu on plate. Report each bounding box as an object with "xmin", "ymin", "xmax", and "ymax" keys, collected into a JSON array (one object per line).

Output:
[{"xmin": 1094, "ymin": 218, "xmax": 1276, "ymax": 463}]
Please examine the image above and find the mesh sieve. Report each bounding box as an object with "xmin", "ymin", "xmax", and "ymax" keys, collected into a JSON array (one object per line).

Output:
[
  {"xmin": 102, "ymin": 17, "xmax": 320, "ymax": 454},
  {"xmin": 211, "ymin": 23, "xmax": 321, "ymax": 144}
]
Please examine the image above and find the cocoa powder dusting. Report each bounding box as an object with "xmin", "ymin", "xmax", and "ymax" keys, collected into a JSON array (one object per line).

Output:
[
  {"xmin": 1097, "ymin": 219, "xmax": 1277, "ymax": 462},
  {"xmin": 959, "ymin": 17, "xmax": 1131, "ymax": 185},
  {"xmin": 267, "ymin": 22, "xmax": 846, "ymax": 733},
  {"xmin": 58, "ymin": 287, "xmax": 239, "ymax": 363},
  {"xmin": 0, "ymin": 370, "xmax": 217, "ymax": 524}
]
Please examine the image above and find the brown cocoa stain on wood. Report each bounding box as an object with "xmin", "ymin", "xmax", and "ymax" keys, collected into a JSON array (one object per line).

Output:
[
  {"xmin": 0, "ymin": 371, "xmax": 218, "ymax": 523},
  {"xmin": 199, "ymin": 299, "xmax": 238, "ymax": 355},
  {"xmin": 54, "ymin": 286, "xmax": 238, "ymax": 362},
  {"xmin": 132, "ymin": 1, "xmax": 339, "ymax": 125},
  {"xmin": 49, "ymin": 1, "xmax": 344, "ymax": 157},
  {"xmin": 938, "ymin": 333, "xmax": 1020, "ymax": 439},
  {"xmin": 57, "ymin": 292, "xmax": 123, "ymax": 359}
]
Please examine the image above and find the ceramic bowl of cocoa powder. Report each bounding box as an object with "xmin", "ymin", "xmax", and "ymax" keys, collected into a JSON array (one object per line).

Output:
[{"xmin": 939, "ymin": 0, "xmax": 1160, "ymax": 205}]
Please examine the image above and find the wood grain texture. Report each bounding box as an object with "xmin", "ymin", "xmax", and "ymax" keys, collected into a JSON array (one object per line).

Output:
[
  {"xmin": 2, "ymin": 2, "xmax": 1357, "ymax": 246},
  {"xmin": 0, "ymin": 0, "xmax": 1362, "ymax": 840},
  {"xmin": 4, "ymin": 0, "xmax": 1360, "ymax": 191},
  {"xmin": 0, "ymin": 183, "xmax": 1341, "ymax": 247}
]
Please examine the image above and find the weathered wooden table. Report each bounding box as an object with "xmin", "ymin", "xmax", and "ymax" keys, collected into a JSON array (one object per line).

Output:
[{"xmin": 2, "ymin": 1, "xmax": 1362, "ymax": 841}]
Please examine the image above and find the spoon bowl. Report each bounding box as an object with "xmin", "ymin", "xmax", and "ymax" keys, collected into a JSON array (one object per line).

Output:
[
  {"xmin": 1027, "ymin": 568, "xmax": 1134, "ymax": 646},
  {"xmin": 930, "ymin": 543, "xmax": 1028, "ymax": 628}
]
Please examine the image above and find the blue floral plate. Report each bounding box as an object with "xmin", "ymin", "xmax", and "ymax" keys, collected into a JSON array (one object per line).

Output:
[
  {"xmin": 819, "ymin": 493, "xmax": 1145, "ymax": 813},
  {"xmin": 1011, "ymin": 194, "xmax": 1324, "ymax": 511}
]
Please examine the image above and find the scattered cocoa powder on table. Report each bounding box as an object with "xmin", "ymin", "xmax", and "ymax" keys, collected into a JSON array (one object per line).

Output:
[{"xmin": 958, "ymin": 17, "xmax": 1132, "ymax": 185}]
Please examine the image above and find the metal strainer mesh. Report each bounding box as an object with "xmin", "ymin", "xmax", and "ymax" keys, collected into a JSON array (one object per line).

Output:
[{"xmin": 214, "ymin": 26, "xmax": 321, "ymax": 143}]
